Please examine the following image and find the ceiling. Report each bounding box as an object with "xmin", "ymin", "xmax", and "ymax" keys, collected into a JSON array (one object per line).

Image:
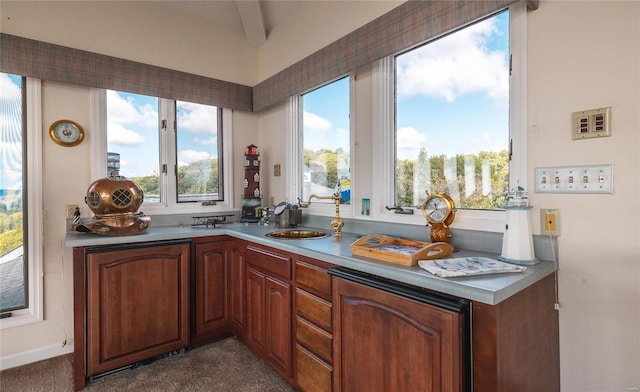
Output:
[{"xmin": 159, "ymin": 0, "xmax": 300, "ymax": 48}]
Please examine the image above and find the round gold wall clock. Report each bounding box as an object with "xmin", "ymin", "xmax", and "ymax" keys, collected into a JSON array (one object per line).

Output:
[
  {"xmin": 49, "ymin": 119, "xmax": 85, "ymax": 147},
  {"xmin": 421, "ymin": 192, "xmax": 456, "ymax": 244}
]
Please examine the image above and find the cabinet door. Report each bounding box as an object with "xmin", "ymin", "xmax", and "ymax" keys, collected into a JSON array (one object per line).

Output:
[
  {"xmin": 192, "ymin": 240, "xmax": 231, "ymax": 343},
  {"xmin": 333, "ymin": 277, "xmax": 462, "ymax": 392},
  {"xmin": 86, "ymin": 242, "xmax": 190, "ymax": 376},
  {"xmin": 266, "ymin": 276, "xmax": 292, "ymax": 377},
  {"xmin": 245, "ymin": 267, "xmax": 266, "ymax": 352}
]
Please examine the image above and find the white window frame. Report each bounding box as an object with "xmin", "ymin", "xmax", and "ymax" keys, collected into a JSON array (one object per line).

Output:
[
  {"xmin": 90, "ymin": 89, "xmax": 235, "ymax": 215},
  {"xmin": 373, "ymin": 3, "xmax": 526, "ymax": 233},
  {"xmin": 286, "ymin": 76, "xmax": 355, "ymax": 219},
  {"xmin": 1, "ymin": 77, "xmax": 44, "ymax": 329}
]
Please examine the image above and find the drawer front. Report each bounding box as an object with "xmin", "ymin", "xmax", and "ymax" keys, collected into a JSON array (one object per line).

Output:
[
  {"xmin": 296, "ymin": 345, "xmax": 332, "ymax": 392},
  {"xmin": 295, "ymin": 259, "xmax": 332, "ymax": 299},
  {"xmin": 296, "ymin": 316, "xmax": 332, "ymax": 364},
  {"xmin": 245, "ymin": 245, "xmax": 291, "ymax": 280},
  {"xmin": 296, "ymin": 288, "xmax": 332, "ymax": 331}
]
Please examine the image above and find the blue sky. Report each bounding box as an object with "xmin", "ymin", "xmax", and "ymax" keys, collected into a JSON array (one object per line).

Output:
[
  {"xmin": 396, "ymin": 11, "xmax": 509, "ymax": 160},
  {"xmin": 303, "ymin": 77, "xmax": 350, "ymax": 152},
  {"xmin": 303, "ymin": 11, "xmax": 509, "ymax": 162},
  {"xmin": 107, "ymin": 91, "xmax": 218, "ymax": 178}
]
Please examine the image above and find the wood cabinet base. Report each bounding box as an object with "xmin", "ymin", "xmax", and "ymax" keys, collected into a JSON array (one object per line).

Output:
[{"xmin": 74, "ymin": 241, "xmax": 190, "ymax": 391}]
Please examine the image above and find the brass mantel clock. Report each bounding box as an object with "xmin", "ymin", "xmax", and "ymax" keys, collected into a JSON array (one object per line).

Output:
[{"xmin": 421, "ymin": 191, "xmax": 456, "ymax": 244}]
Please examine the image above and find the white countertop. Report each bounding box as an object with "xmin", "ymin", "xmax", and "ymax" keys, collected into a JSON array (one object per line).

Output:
[{"xmin": 65, "ymin": 222, "xmax": 557, "ymax": 305}]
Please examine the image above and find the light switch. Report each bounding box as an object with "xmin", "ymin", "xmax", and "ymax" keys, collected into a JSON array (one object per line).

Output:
[
  {"xmin": 572, "ymin": 107, "xmax": 611, "ymax": 140},
  {"xmin": 534, "ymin": 164, "xmax": 613, "ymax": 194}
]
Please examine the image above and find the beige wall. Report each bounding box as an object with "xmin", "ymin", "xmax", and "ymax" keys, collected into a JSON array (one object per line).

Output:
[
  {"xmin": 1, "ymin": 1, "xmax": 639, "ymax": 390},
  {"xmin": 257, "ymin": 1, "xmax": 403, "ymax": 81},
  {"xmin": 1, "ymin": 0, "xmax": 259, "ymax": 85},
  {"xmin": 527, "ymin": 2, "xmax": 640, "ymax": 390}
]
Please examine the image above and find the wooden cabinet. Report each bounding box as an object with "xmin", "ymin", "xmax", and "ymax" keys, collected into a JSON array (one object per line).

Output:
[
  {"xmin": 72, "ymin": 234, "xmax": 559, "ymax": 392},
  {"xmin": 472, "ymin": 274, "xmax": 560, "ymax": 392},
  {"xmin": 191, "ymin": 236, "xmax": 242, "ymax": 345},
  {"xmin": 245, "ymin": 244, "xmax": 293, "ymax": 382},
  {"xmin": 294, "ymin": 256, "xmax": 335, "ymax": 392},
  {"xmin": 331, "ymin": 269, "xmax": 467, "ymax": 392},
  {"xmin": 84, "ymin": 241, "xmax": 190, "ymax": 378}
]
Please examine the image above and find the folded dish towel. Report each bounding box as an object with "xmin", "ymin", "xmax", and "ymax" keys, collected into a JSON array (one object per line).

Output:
[{"xmin": 418, "ymin": 257, "xmax": 526, "ymax": 278}]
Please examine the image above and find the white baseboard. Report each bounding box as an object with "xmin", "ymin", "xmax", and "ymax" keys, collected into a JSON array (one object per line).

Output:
[{"xmin": 0, "ymin": 340, "xmax": 74, "ymax": 371}]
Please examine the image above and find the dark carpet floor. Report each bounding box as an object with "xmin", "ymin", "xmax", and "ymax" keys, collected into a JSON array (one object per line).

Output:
[{"xmin": 0, "ymin": 337, "xmax": 295, "ymax": 392}]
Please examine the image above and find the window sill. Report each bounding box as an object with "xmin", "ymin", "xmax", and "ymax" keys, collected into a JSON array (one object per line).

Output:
[
  {"xmin": 305, "ymin": 204, "xmax": 506, "ymax": 233},
  {"xmin": 0, "ymin": 311, "xmax": 43, "ymax": 330}
]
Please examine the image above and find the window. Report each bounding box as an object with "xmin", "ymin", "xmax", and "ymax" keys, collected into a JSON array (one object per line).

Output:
[
  {"xmin": 1, "ymin": 74, "xmax": 27, "ymax": 314},
  {"xmin": 0, "ymin": 73, "xmax": 44, "ymax": 327},
  {"xmin": 175, "ymin": 101, "xmax": 222, "ymax": 203},
  {"xmin": 97, "ymin": 90, "xmax": 230, "ymax": 213},
  {"xmin": 300, "ymin": 77, "xmax": 351, "ymax": 205},
  {"xmin": 373, "ymin": 3, "xmax": 525, "ymax": 231},
  {"xmin": 395, "ymin": 10, "xmax": 510, "ymax": 210}
]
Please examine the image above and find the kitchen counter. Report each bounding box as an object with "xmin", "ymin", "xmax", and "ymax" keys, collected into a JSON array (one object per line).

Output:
[{"xmin": 65, "ymin": 222, "xmax": 557, "ymax": 305}]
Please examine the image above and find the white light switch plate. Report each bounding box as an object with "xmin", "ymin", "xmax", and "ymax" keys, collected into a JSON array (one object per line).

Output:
[{"xmin": 534, "ymin": 164, "xmax": 613, "ymax": 194}]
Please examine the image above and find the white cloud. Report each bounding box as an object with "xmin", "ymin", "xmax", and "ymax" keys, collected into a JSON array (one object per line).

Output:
[
  {"xmin": 107, "ymin": 122, "xmax": 146, "ymax": 145},
  {"xmin": 194, "ymin": 136, "xmax": 217, "ymax": 145},
  {"xmin": 304, "ymin": 111, "xmax": 331, "ymax": 131},
  {"xmin": 107, "ymin": 90, "xmax": 157, "ymax": 128},
  {"xmin": 177, "ymin": 102, "xmax": 218, "ymax": 134},
  {"xmin": 396, "ymin": 17, "xmax": 508, "ymax": 104},
  {"xmin": 0, "ymin": 74, "xmax": 21, "ymax": 100},
  {"xmin": 178, "ymin": 149, "xmax": 211, "ymax": 166},
  {"xmin": 397, "ymin": 126, "xmax": 429, "ymax": 160}
]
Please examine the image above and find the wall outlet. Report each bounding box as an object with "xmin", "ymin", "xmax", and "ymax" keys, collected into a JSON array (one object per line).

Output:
[
  {"xmin": 540, "ymin": 208, "xmax": 560, "ymax": 236},
  {"xmin": 65, "ymin": 204, "xmax": 79, "ymax": 219}
]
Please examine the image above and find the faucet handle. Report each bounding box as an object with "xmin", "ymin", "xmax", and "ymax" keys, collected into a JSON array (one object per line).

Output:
[{"xmin": 385, "ymin": 205, "xmax": 414, "ymax": 215}]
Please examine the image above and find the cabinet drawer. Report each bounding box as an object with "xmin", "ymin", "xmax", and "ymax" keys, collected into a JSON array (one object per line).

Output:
[
  {"xmin": 296, "ymin": 316, "xmax": 332, "ymax": 364},
  {"xmin": 296, "ymin": 345, "xmax": 332, "ymax": 392},
  {"xmin": 245, "ymin": 245, "xmax": 291, "ymax": 280},
  {"xmin": 296, "ymin": 288, "xmax": 332, "ymax": 331},
  {"xmin": 295, "ymin": 259, "xmax": 332, "ymax": 299}
]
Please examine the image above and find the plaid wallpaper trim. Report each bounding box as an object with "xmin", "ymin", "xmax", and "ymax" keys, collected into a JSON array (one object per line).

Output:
[
  {"xmin": 0, "ymin": 0, "xmax": 538, "ymax": 113},
  {"xmin": 0, "ymin": 33, "xmax": 253, "ymax": 112},
  {"xmin": 253, "ymin": 0, "xmax": 536, "ymax": 111}
]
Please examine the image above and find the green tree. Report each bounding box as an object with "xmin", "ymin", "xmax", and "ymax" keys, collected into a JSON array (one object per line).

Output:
[
  {"xmin": 133, "ymin": 175, "xmax": 160, "ymax": 196},
  {"xmin": 134, "ymin": 158, "xmax": 220, "ymax": 200},
  {"xmin": 305, "ymin": 148, "xmax": 339, "ymax": 189},
  {"xmin": 1, "ymin": 211, "xmax": 23, "ymax": 255},
  {"xmin": 395, "ymin": 150, "xmax": 509, "ymax": 210}
]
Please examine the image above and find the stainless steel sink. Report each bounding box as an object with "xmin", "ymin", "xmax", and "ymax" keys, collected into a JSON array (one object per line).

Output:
[{"xmin": 265, "ymin": 229, "xmax": 329, "ymax": 239}]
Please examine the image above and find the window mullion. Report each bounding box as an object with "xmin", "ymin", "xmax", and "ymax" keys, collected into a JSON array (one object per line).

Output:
[
  {"xmin": 372, "ymin": 57, "xmax": 395, "ymax": 217},
  {"xmin": 159, "ymin": 99, "xmax": 175, "ymax": 207},
  {"xmin": 509, "ymin": 1, "xmax": 527, "ymax": 189},
  {"xmin": 285, "ymin": 95, "xmax": 300, "ymax": 203},
  {"xmin": 221, "ymin": 108, "xmax": 234, "ymax": 208}
]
